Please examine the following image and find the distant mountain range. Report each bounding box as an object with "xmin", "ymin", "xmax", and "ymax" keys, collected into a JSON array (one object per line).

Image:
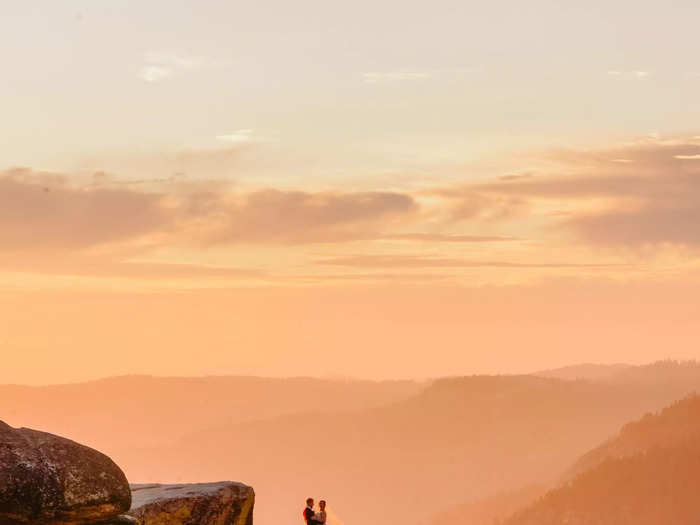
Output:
[
  {"xmin": 0, "ymin": 375, "xmax": 421, "ymax": 449},
  {"xmin": 3, "ymin": 361, "xmax": 700, "ymax": 525},
  {"xmin": 147, "ymin": 373, "xmax": 661, "ymax": 525},
  {"xmin": 537, "ymin": 360, "xmax": 700, "ymax": 387},
  {"xmin": 535, "ymin": 363, "xmax": 634, "ymax": 381}
]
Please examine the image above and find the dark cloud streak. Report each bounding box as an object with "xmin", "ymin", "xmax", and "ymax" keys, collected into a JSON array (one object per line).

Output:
[
  {"xmin": 317, "ymin": 255, "xmax": 631, "ymax": 269},
  {"xmin": 438, "ymin": 138, "xmax": 700, "ymax": 247}
]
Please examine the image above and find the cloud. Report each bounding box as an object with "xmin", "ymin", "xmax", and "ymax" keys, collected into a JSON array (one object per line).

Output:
[
  {"xmin": 9, "ymin": 134, "xmax": 700, "ymax": 282},
  {"xmin": 439, "ymin": 137, "xmax": 700, "ymax": 247},
  {"xmin": 0, "ymin": 169, "xmax": 170, "ymax": 252},
  {"xmin": 139, "ymin": 51, "xmax": 232, "ymax": 83},
  {"xmin": 0, "ymin": 170, "xmax": 420, "ymax": 252},
  {"xmin": 290, "ymin": 272, "xmax": 454, "ymax": 283},
  {"xmin": 377, "ymin": 233, "xmax": 520, "ymax": 242},
  {"xmin": 499, "ymin": 173, "xmax": 535, "ymax": 181},
  {"xmin": 362, "ymin": 67, "xmax": 478, "ymax": 84},
  {"xmin": 431, "ymin": 189, "xmax": 530, "ymax": 222},
  {"xmin": 216, "ymin": 130, "xmax": 256, "ymax": 144},
  {"xmin": 362, "ymin": 70, "xmax": 433, "ymax": 83},
  {"xmin": 143, "ymin": 52, "xmax": 231, "ymax": 70},
  {"xmin": 0, "ymin": 170, "xmax": 433, "ymax": 282},
  {"xmin": 140, "ymin": 65, "xmax": 173, "ymax": 83},
  {"xmin": 197, "ymin": 189, "xmax": 419, "ymax": 244},
  {"xmin": 316, "ymin": 255, "xmax": 628, "ymax": 269},
  {"xmin": 607, "ymin": 70, "xmax": 652, "ymax": 78},
  {"xmin": 0, "ymin": 252, "xmax": 266, "ymax": 280}
]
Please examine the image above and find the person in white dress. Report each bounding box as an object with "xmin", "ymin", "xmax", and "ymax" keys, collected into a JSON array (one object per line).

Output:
[{"xmin": 315, "ymin": 500, "xmax": 327, "ymax": 524}]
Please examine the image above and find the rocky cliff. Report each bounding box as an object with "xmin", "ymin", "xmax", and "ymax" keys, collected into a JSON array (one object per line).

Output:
[
  {"xmin": 0, "ymin": 421, "xmax": 131, "ymax": 523},
  {"xmin": 0, "ymin": 421, "xmax": 254, "ymax": 525},
  {"xmin": 128, "ymin": 483, "xmax": 254, "ymax": 525}
]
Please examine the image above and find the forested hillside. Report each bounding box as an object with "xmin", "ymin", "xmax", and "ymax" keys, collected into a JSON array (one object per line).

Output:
[{"xmin": 504, "ymin": 396, "xmax": 700, "ymax": 525}]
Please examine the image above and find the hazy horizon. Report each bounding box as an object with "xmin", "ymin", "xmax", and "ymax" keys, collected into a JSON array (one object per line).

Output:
[{"xmin": 0, "ymin": 360, "xmax": 668, "ymax": 387}]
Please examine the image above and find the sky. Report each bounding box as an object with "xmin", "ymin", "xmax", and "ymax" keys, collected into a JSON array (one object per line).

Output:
[{"xmin": 2, "ymin": 1, "xmax": 700, "ymax": 384}]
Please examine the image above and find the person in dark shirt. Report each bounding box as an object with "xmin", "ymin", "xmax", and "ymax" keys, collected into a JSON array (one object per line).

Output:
[{"xmin": 303, "ymin": 498, "xmax": 317, "ymax": 525}]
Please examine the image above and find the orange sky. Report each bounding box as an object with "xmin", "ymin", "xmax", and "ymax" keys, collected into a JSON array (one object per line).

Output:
[
  {"xmin": 3, "ymin": 2, "xmax": 700, "ymax": 383},
  {"xmin": 2, "ymin": 278, "xmax": 700, "ymax": 384}
]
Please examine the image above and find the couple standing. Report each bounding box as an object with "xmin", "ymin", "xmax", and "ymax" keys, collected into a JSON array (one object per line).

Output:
[{"xmin": 303, "ymin": 498, "xmax": 327, "ymax": 525}]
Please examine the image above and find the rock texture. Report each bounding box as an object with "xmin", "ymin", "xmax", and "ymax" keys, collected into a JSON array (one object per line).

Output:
[
  {"xmin": 0, "ymin": 420, "xmax": 131, "ymax": 524},
  {"xmin": 99, "ymin": 517, "xmax": 138, "ymax": 524},
  {"xmin": 127, "ymin": 482, "xmax": 254, "ymax": 525}
]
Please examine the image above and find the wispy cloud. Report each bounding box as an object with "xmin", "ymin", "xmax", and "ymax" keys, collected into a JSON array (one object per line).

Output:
[
  {"xmin": 0, "ymin": 170, "xmax": 419, "ymax": 251},
  {"xmin": 499, "ymin": 173, "xmax": 535, "ymax": 181},
  {"xmin": 0, "ymin": 169, "xmax": 170, "ymax": 252},
  {"xmin": 362, "ymin": 70, "xmax": 433, "ymax": 83},
  {"xmin": 8, "ymin": 134, "xmax": 700, "ymax": 282},
  {"xmin": 198, "ymin": 189, "xmax": 419, "ymax": 244},
  {"xmin": 607, "ymin": 70, "xmax": 652, "ymax": 78},
  {"xmin": 140, "ymin": 65, "xmax": 173, "ymax": 83},
  {"xmin": 216, "ymin": 130, "xmax": 256, "ymax": 144},
  {"xmin": 362, "ymin": 67, "xmax": 477, "ymax": 84},
  {"xmin": 139, "ymin": 51, "xmax": 232, "ymax": 83},
  {"xmin": 0, "ymin": 254, "xmax": 266, "ymax": 280},
  {"xmin": 377, "ymin": 233, "xmax": 519, "ymax": 242},
  {"xmin": 439, "ymin": 137, "xmax": 700, "ymax": 247},
  {"xmin": 316, "ymin": 255, "xmax": 628, "ymax": 269},
  {"xmin": 290, "ymin": 272, "xmax": 454, "ymax": 283}
]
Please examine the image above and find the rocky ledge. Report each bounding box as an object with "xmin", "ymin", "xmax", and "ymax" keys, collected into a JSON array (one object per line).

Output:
[
  {"xmin": 0, "ymin": 421, "xmax": 254, "ymax": 525},
  {"xmin": 127, "ymin": 482, "xmax": 255, "ymax": 525}
]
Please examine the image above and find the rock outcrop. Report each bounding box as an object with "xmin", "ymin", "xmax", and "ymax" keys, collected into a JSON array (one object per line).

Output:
[
  {"xmin": 0, "ymin": 421, "xmax": 254, "ymax": 524},
  {"xmin": 127, "ymin": 482, "xmax": 254, "ymax": 525},
  {"xmin": 0, "ymin": 421, "xmax": 131, "ymax": 524}
]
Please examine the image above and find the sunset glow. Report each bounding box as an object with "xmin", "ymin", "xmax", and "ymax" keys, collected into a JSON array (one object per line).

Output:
[
  {"xmin": 3, "ymin": 4, "xmax": 700, "ymax": 525},
  {"xmin": 4, "ymin": 2, "xmax": 700, "ymax": 382}
]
